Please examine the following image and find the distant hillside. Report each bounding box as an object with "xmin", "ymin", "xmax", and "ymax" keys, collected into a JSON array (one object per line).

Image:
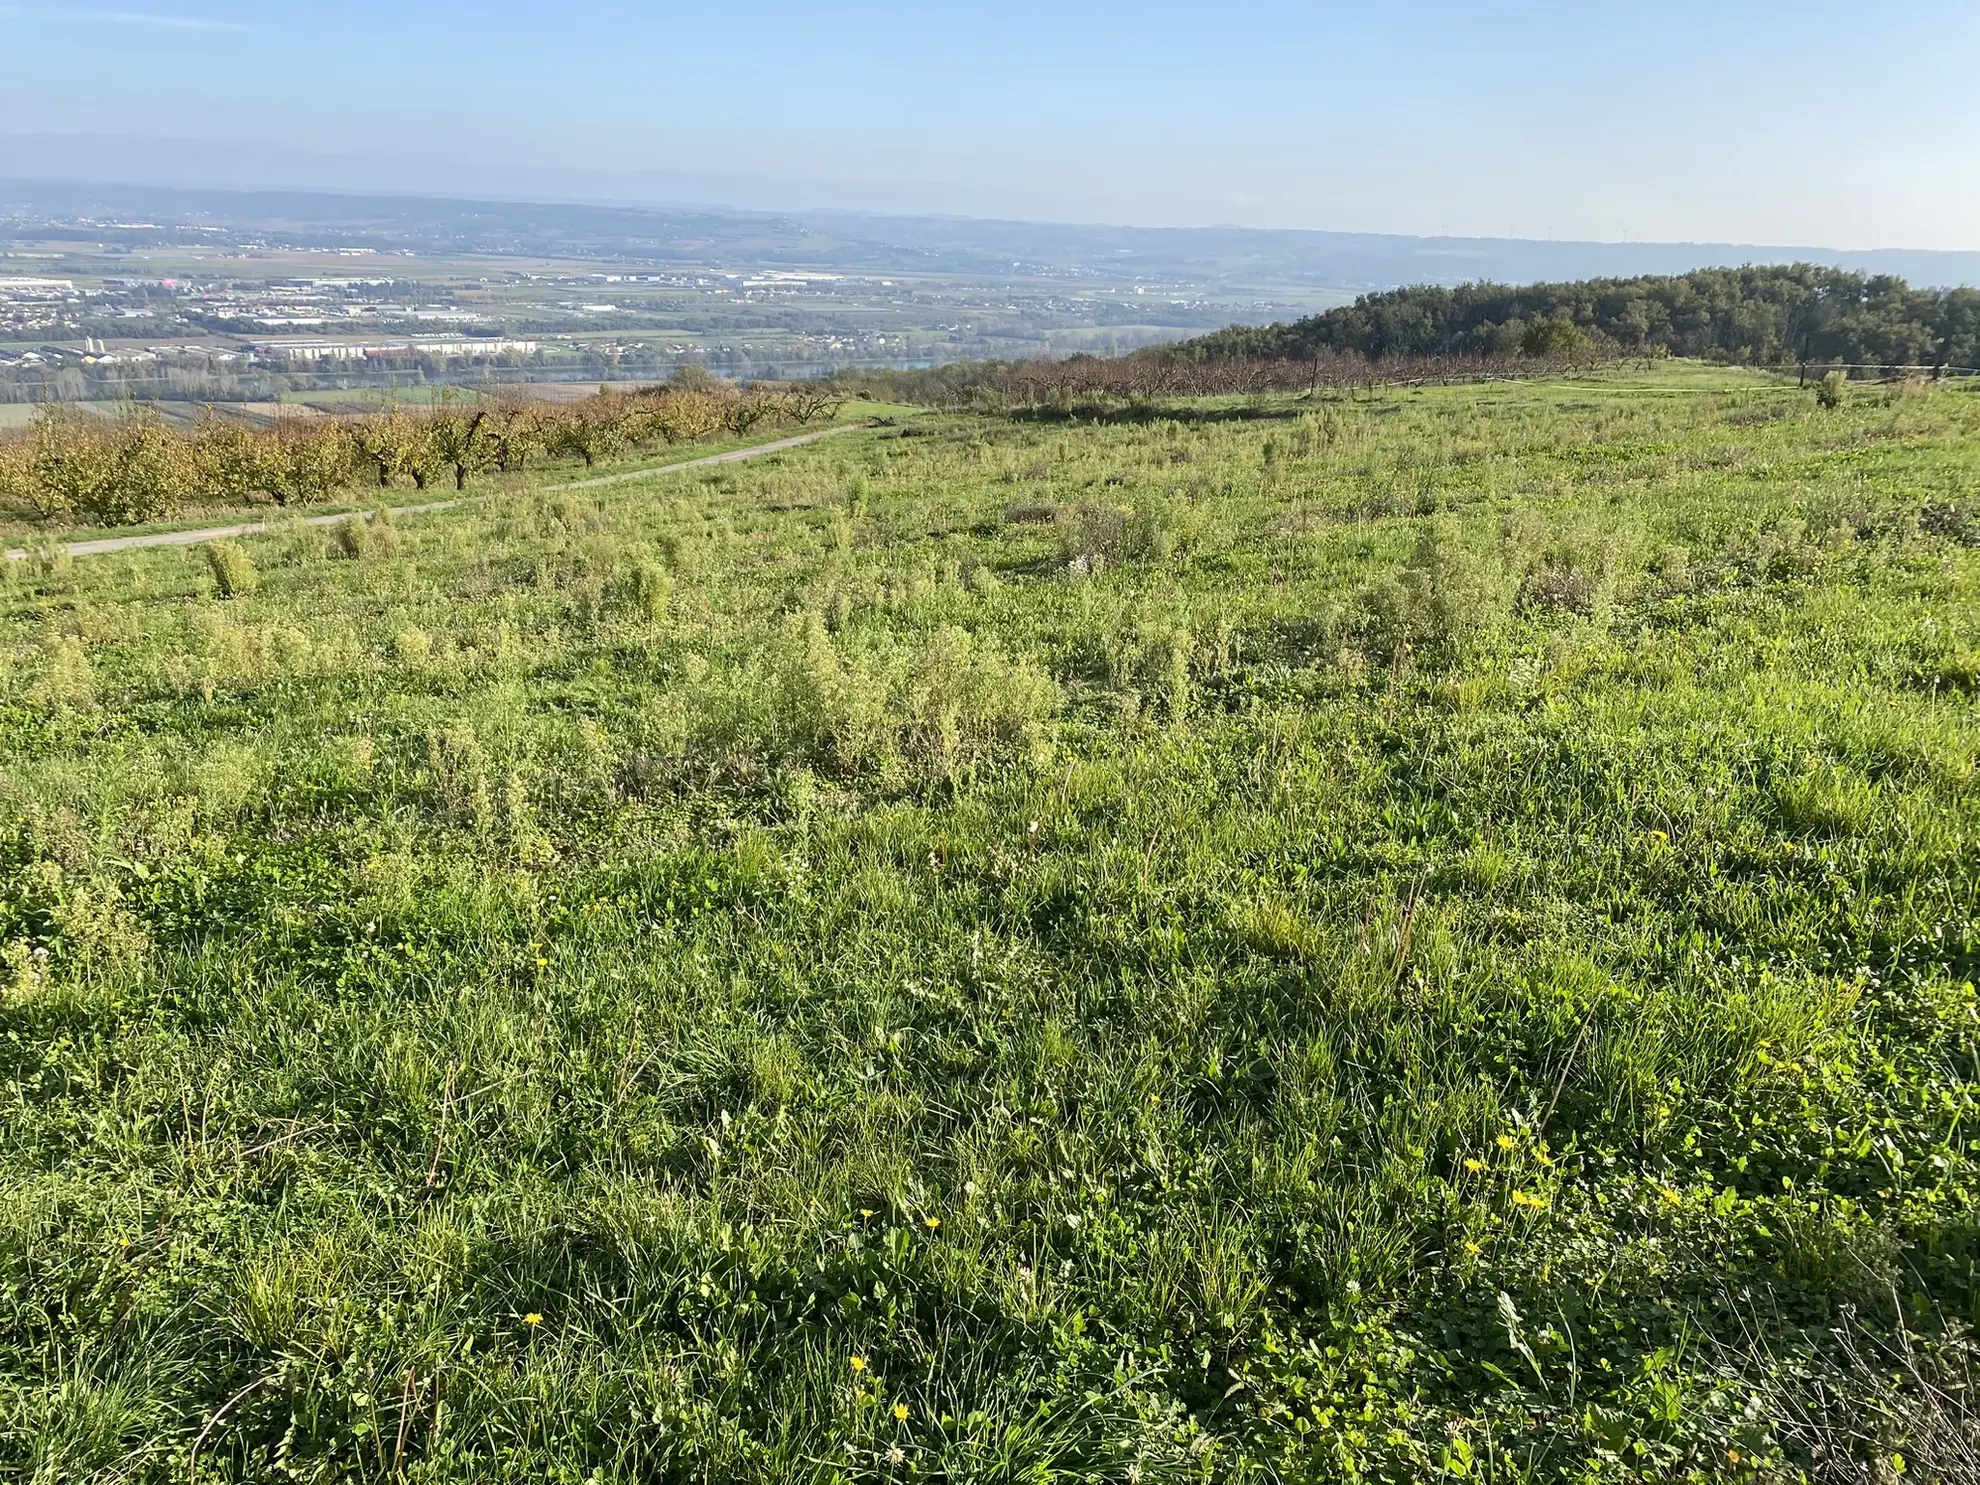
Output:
[
  {"xmin": 1170, "ymin": 265, "xmax": 1980, "ymax": 370},
  {"xmin": 4, "ymin": 170, "xmax": 1980, "ymax": 296}
]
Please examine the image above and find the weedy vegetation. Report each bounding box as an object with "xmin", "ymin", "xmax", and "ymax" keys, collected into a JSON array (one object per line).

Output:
[{"xmin": 2, "ymin": 365, "xmax": 1978, "ymax": 1483}]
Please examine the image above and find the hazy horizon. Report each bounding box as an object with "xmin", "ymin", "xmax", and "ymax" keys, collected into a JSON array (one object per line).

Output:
[
  {"xmin": 2, "ymin": 0, "xmax": 1976, "ymax": 253},
  {"xmin": 5, "ymin": 143, "xmax": 1980, "ymax": 275}
]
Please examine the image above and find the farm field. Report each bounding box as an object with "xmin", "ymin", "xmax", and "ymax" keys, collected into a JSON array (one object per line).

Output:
[
  {"xmin": 289, "ymin": 386, "xmax": 609, "ymax": 414},
  {"xmin": 0, "ymin": 403, "xmax": 213, "ymax": 434},
  {"xmin": 3, "ymin": 367, "xmax": 1979, "ymax": 1481}
]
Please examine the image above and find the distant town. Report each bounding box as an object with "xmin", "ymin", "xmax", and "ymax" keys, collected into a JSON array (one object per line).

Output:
[{"xmin": 0, "ymin": 192, "xmax": 1319, "ymax": 405}]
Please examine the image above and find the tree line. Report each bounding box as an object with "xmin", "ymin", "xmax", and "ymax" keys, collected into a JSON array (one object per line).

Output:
[
  {"xmin": 1161, "ymin": 264, "xmax": 1980, "ymax": 371},
  {"xmin": 0, "ymin": 380, "xmax": 843, "ymax": 528},
  {"xmin": 829, "ymin": 348, "xmax": 1610, "ymax": 411}
]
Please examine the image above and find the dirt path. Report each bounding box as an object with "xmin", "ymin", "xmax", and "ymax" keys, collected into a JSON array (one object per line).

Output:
[{"xmin": 4, "ymin": 424, "xmax": 857, "ymax": 563}]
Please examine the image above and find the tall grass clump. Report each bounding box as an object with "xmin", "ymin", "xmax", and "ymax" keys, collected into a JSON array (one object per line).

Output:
[
  {"xmin": 330, "ymin": 513, "xmax": 375, "ymax": 559},
  {"xmin": 204, "ymin": 540, "xmax": 258, "ymax": 598}
]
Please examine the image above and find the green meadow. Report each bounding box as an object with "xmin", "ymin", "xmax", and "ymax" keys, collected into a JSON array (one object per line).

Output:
[{"xmin": 4, "ymin": 367, "xmax": 1978, "ymax": 1482}]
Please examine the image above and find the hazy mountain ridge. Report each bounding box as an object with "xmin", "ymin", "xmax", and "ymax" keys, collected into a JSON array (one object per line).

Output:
[{"xmin": 5, "ymin": 170, "xmax": 1977, "ymax": 292}]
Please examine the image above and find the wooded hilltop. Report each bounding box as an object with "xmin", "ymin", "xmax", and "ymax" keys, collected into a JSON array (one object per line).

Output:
[{"xmin": 1167, "ymin": 264, "xmax": 1980, "ymax": 370}]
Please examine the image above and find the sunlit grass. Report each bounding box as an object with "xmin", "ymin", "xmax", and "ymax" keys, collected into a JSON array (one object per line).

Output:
[{"xmin": 3, "ymin": 367, "xmax": 1978, "ymax": 1481}]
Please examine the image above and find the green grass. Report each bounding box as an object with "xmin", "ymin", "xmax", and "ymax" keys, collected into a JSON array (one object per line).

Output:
[{"xmin": 3, "ymin": 368, "xmax": 1979, "ymax": 1482}]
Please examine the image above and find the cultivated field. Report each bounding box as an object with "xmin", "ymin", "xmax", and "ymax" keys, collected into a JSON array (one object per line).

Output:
[{"xmin": 3, "ymin": 367, "xmax": 1978, "ymax": 1482}]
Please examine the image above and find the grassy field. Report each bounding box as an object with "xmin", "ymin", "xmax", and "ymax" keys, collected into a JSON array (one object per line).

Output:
[{"xmin": 3, "ymin": 367, "xmax": 1978, "ymax": 1482}]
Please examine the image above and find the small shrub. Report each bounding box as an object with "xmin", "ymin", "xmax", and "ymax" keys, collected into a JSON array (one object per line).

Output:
[
  {"xmin": 32, "ymin": 635, "xmax": 96, "ymax": 711},
  {"xmin": 1109, "ymin": 619, "xmax": 1195, "ymax": 720},
  {"xmin": 392, "ymin": 627, "xmax": 433, "ymax": 668},
  {"xmin": 656, "ymin": 531, "xmax": 701, "ymax": 578},
  {"xmin": 901, "ymin": 625, "xmax": 1058, "ymax": 780},
  {"xmin": 29, "ymin": 541, "xmax": 74, "ymax": 580},
  {"xmin": 205, "ymin": 540, "xmax": 258, "ymax": 598},
  {"xmin": 1815, "ymin": 370, "xmax": 1849, "ymax": 410},
  {"xmin": 426, "ymin": 722, "xmax": 491, "ymax": 828},
  {"xmin": 768, "ymin": 611, "xmax": 883, "ymax": 770},
  {"xmin": 1517, "ymin": 563, "xmax": 1596, "ymax": 616},
  {"xmin": 268, "ymin": 513, "xmax": 320, "ymax": 567},
  {"xmin": 1124, "ymin": 494, "xmax": 1177, "ymax": 561},
  {"xmin": 615, "ymin": 559, "xmax": 672, "ymax": 621},
  {"xmin": 1058, "ymin": 503, "xmax": 1126, "ymax": 572},
  {"xmin": 331, "ymin": 514, "xmax": 374, "ymax": 559},
  {"xmin": 1361, "ymin": 520, "xmax": 1515, "ymax": 663},
  {"xmin": 549, "ymin": 494, "xmax": 606, "ymax": 532},
  {"xmin": 1058, "ymin": 498, "xmax": 1174, "ymax": 572},
  {"xmin": 6, "ymin": 860, "xmax": 150, "ymax": 988}
]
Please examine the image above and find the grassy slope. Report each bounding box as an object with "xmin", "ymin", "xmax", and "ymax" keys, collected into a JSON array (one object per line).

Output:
[{"xmin": 3, "ymin": 369, "xmax": 1978, "ymax": 1482}]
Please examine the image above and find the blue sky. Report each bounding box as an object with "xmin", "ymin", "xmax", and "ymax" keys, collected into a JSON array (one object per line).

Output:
[{"xmin": 1, "ymin": 0, "xmax": 1975, "ymax": 247}]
